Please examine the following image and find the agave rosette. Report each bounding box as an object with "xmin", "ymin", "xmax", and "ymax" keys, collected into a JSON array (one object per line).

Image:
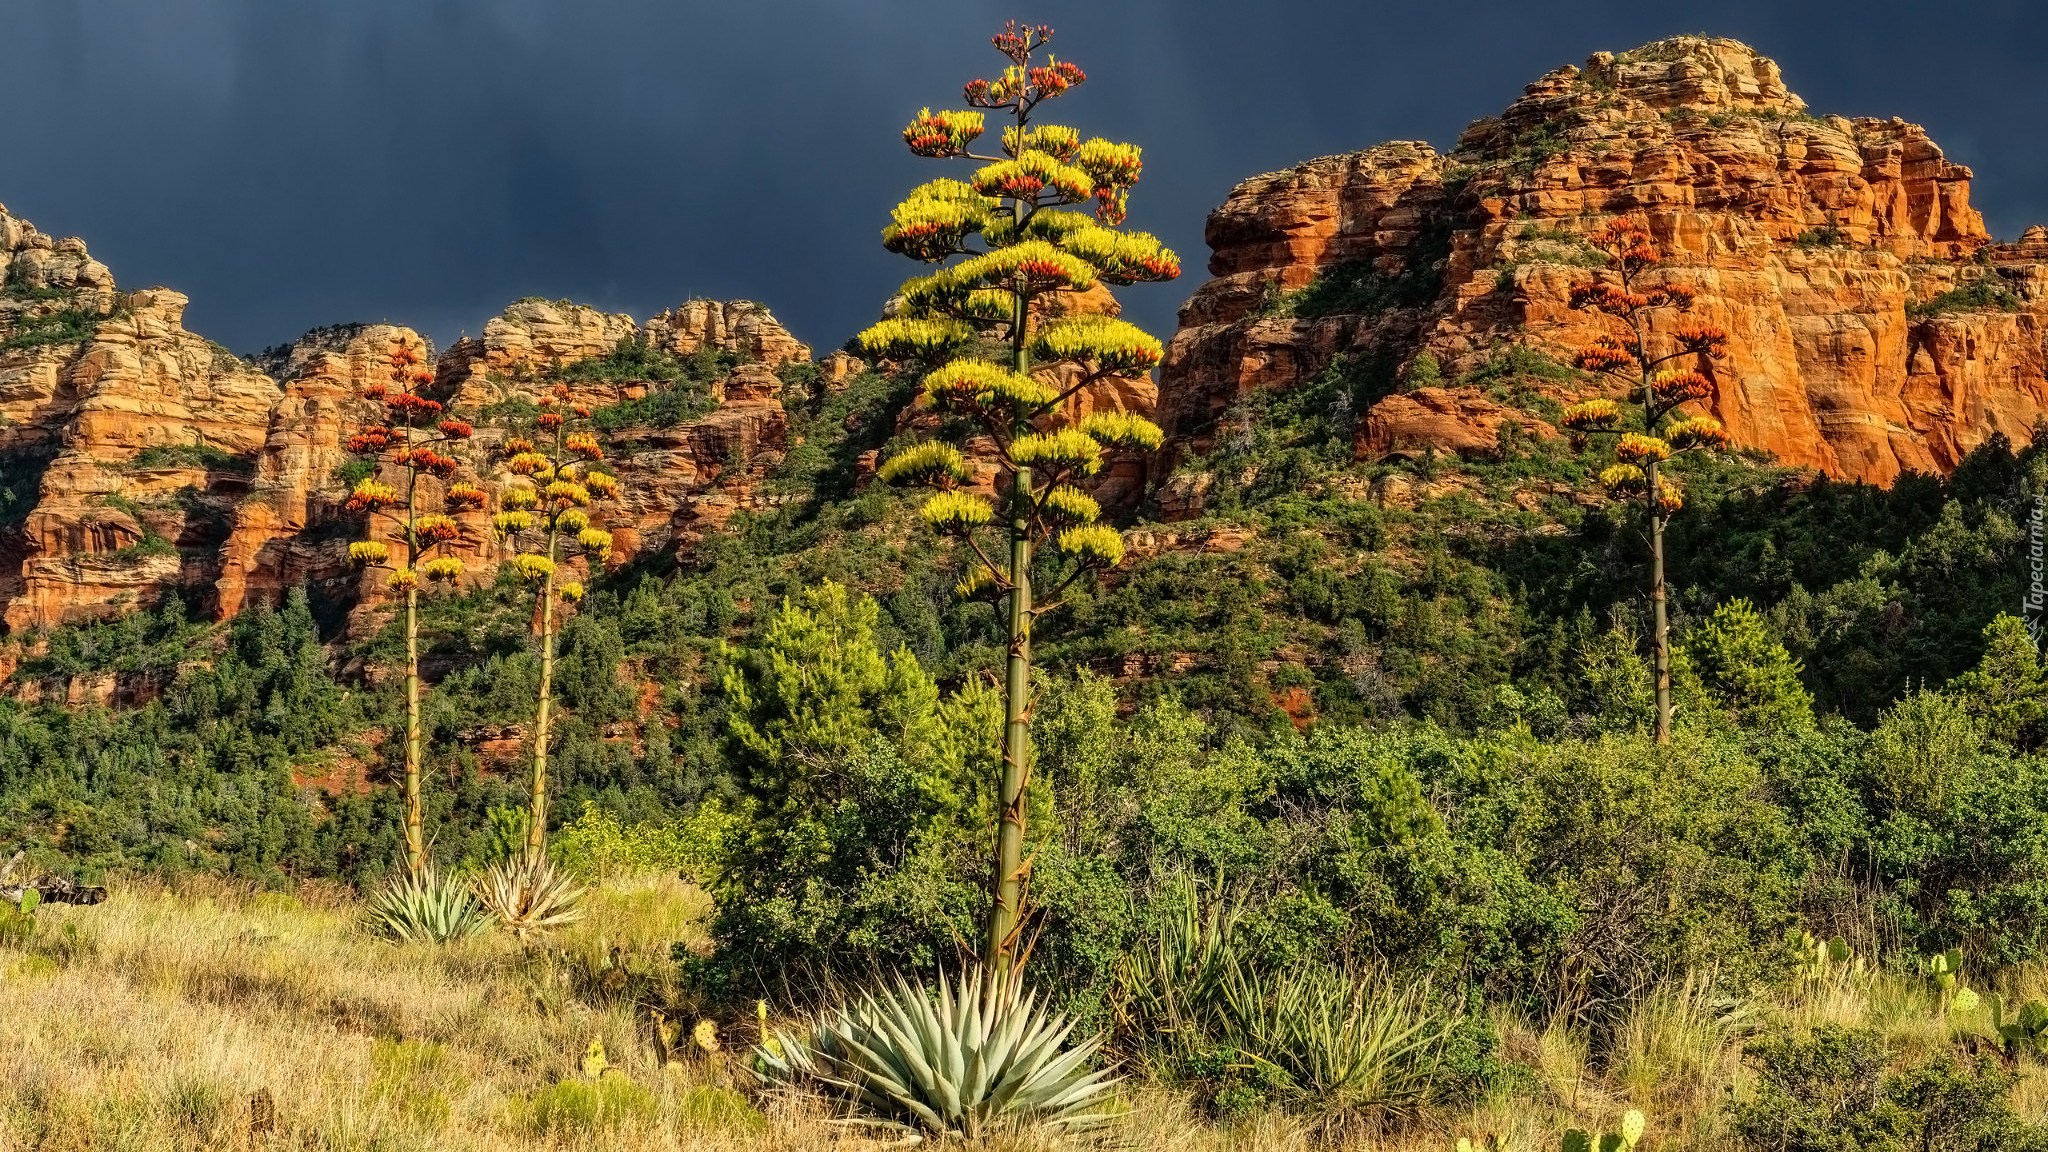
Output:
[{"xmin": 755, "ymin": 968, "xmax": 1121, "ymax": 1139}]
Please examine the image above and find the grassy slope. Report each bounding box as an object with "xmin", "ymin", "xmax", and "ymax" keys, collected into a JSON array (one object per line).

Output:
[{"xmin": 6, "ymin": 878, "xmax": 2048, "ymax": 1149}]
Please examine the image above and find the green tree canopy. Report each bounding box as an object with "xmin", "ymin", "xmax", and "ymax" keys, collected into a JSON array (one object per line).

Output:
[{"xmin": 1677, "ymin": 597, "xmax": 1814, "ymax": 730}]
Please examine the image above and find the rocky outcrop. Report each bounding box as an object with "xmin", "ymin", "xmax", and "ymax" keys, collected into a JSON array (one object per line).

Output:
[
  {"xmin": 1, "ymin": 206, "xmax": 279, "ymax": 630},
  {"xmin": 1161, "ymin": 36, "xmax": 2048, "ymax": 490},
  {"xmin": 646, "ymin": 300, "xmax": 811, "ymax": 368},
  {"xmin": 439, "ymin": 298, "xmax": 644, "ymax": 409},
  {"xmin": 214, "ymin": 325, "xmax": 425, "ymax": 619},
  {"xmin": 1358, "ymin": 387, "xmax": 1557, "ymax": 459},
  {"xmin": 1, "ymin": 200, "xmax": 813, "ymax": 632},
  {"xmin": 215, "ymin": 300, "xmax": 799, "ymax": 627}
]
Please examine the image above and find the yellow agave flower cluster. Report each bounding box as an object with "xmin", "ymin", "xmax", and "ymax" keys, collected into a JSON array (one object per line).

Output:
[
  {"xmin": 1615, "ymin": 433, "xmax": 1672, "ymax": 465},
  {"xmin": 1560, "ymin": 398, "xmax": 1620, "ymax": 431},
  {"xmin": 877, "ymin": 441, "xmax": 975, "ymax": 488},
  {"xmin": 1030, "ymin": 316, "xmax": 1163, "ymax": 376},
  {"xmin": 1040, "ymin": 484, "xmax": 1099, "ymax": 525},
  {"xmin": 1056, "ymin": 523, "xmax": 1125, "ymax": 568},
  {"xmin": 545, "ymin": 480, "xmax": 591, "ymax": 507},
  {"xmin": 922, "ymin": 360, "xmax": 1057, "ymax": 413},
  {"xmin": 1078, "ymin": 410, "xmax": 1165, "ymax": 451},
  {"xmin": 1666, "ymin": 414, "xmax": 1730, "ymax": 450},
  {"xmin": 921, "ymin": 490, "xmax": 994, "ymax": 534},
  {"xmin": 1008, "ymin": 426, "xmax": 1103, "ymax": 476},
  {"xmin": 903, "ymin": 108, "xmax": 985, "ymax": 158},
  {"xmin": 854, "ymin": 317, "xmax": 977, "ymax": 365},
  {"xmin": 422, "ymin": 557, "xmax": 464, "ymax": 583}
]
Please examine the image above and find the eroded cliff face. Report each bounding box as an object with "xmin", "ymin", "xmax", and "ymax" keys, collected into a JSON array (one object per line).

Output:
[
  {"xmin": 217, "ymin": 302, "xmax": 806, "ymax": 627},
  {"xmin": 1, "ymin": 201, "xmax": 811, "ymax": 632},
  {"xmin": 1161, "ymin": 36, "xmax": 2048, "ymax": 493},
  {"xmin": 1, "ymin": 207, "xmax": 281, "ymax": 630}
]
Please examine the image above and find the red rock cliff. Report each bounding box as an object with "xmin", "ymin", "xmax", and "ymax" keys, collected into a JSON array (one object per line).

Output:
[
  {"xmin": 1161, "ymin": 36, "xmax": 2048, "ymax": 490},
  {"xmin": 3, "ymin": 199, "xmax": 813, "ymax": 633}
]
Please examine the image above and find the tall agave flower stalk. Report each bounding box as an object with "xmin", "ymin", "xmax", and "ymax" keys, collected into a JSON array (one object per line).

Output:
[
  {"xmin": 1560, "ymin": 218, "xmax": 1732, "ymax": 744},
  {"xmin": 492, "ymin": 382, "xmax": 622, "ymax": 861},
  {"xmin": 856, "ymin": 22, "xmax": 1178, "ymax": 973},
  {"xmin": 344, "ymin": 342, "xmax": 482, "ymax": 875}
]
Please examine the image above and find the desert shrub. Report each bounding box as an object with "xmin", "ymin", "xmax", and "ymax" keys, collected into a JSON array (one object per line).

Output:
[
  {"xmin": 675, "ymin": 1085, "xmax": 765, "ymax": 1131},
  {"xmin": 369, "ymin": 1038, "xmax": 458, "ymax": 1129},
  {"xmin": 1909, "ymin": 279, "xmax": 2022, "ymax": 319},
  {"xmin": 701, "ymin": 582, "xmax": 1003, "ymax": 986},
  {"xmin": 517, "ymin": 1075, "xmax": 658, "ymax": 1136},
  {"xmin": 550, "ymin": 798, "xmax": 740, "ymax": 882},
  {"xmin": 1727, "ymin": 1026, "xmax": 2048, "ymax": 1151},
  {"xmin": 128, "ymin": 444, "xmax": 256, "ymax": 474}
]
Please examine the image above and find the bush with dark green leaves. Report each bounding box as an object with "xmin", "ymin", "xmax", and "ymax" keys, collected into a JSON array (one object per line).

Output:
[{"xmin": 1727, "ymin": 1026, "xmax": 2048, "ymax": 1152}]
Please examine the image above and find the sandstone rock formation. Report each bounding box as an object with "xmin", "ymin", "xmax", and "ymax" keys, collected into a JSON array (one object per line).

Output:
[
  {"xmin": 646, "ymin": 299, "xmax": 811, "ymax": 369},
  {"xmin": 1161, "ymin": 36, "xmax": 2048, "ymax": 493},
  {"xmin": 214, "ymin": 299, "xmax": 800, "ymax": 628},
  {"xmin": 2, "ymin": 206, "xmax": 279, "ymax": 630},
  {"xmin": 2, "ymin": 200, "xmax": 810, "ymax": 633}
]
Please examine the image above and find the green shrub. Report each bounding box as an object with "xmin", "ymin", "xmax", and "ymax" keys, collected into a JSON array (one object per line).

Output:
[
  {"xmin": 0, "ymin": 306, "xmax": 109, "ymax": 351},
  {"xmin": 1400, "ymin": 354, "xmax": 1442, "ymax": 390},
  {"xmin": 1727, "ymin": 1026, "xmax": 2048, "ymax": 1151},
  {"xmin": 129, "ymin": 444, "xmax": 257, "ymax": 475},
  {"xmin": 1262, "ymin": 256, "xmax": 1443, "ymax": 320},
  {"xmin": 518, "ymin": 1076, "xmax": 658, "ymax": 1136},
  {"xmin": 1674, "ymin": 597, "xmax": 1815, "ymax": 729},
  {"xmin": 369, "ymin": 1038, "xmax": 458, "ymax": 1128},
  {"xmin": 550, "ymin": 798, "xmax": 739, "ymax": 882},
  {"xmin": 1909, "ymin": 279, "xmax": 2022, "ymax": 319},
  {"xmin": 331, "ymin": 457, "xmax": 376, "ymax": 489}
]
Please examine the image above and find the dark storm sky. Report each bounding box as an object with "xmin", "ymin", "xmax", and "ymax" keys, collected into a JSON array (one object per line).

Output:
[{"xmin": 8, "ymin": 1, "xmax": 2048, "ymax": 359}]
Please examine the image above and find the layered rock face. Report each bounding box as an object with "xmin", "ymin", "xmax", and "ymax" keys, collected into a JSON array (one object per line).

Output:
[
  {"xmin": 218, "ymin": 302, "xmax": 802, "ymax": 624},
  {"xmin": 1162, "ymin": 36, "xmax": 2048, "ymax": 490},
  {"xmin": 1, "ymin": 201, "xmax": 807, "ymax": 632},
  {"xmin": 1, "ymin": 206, "xmax": 280, "ymax": 629}
]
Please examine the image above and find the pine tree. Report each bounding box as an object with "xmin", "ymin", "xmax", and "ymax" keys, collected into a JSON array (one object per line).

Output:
[
  {"xmin": 1950, "ymin": 613, "xmax": 2048, "ymax": 750},
  {"xmin": 491, "ymin": 383, "xmax": 624, "ymax": 860},
  {"xmin": 1562, "ymin": 219, "xmax": 1732, "ymax": 744},
  {"xmin": 1676, "ymin": 597, "xmax": 1814, "ymax": 730},
  {"xmin": 855, "ymin": 21, "xmax": 1179, "ymax": 970},
  {"xmin": 343, "ymin": 342, "xmax": 482, "ymax": 874}
]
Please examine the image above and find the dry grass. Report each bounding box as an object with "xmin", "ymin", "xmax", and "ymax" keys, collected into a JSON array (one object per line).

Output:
[{"xmin": 4, "ymin": 880, "xmax": 2048, "ymax": 1150}]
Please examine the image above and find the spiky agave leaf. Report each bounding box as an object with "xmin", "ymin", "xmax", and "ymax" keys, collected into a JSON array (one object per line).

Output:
[
  {"xmin": 366, "ymin": 867, "xmax": 494, "ymax": 944},
  {"xmin": 472, "ymin": 855, "xmax": 585, "ymax": 937},
  {"xmin": 757, "ymin": 968, "xmax": 1122, "ymax": 1139}
]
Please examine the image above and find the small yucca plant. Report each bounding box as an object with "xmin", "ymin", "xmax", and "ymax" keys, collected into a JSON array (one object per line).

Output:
[
  {"xmin": 473, "ymin": 854, "xmax": 585, "ymax": 937},
  {"xmin": 755, "ymin": 967, "xmax": 1121, "ymax": 1139},
  {"xmin": 366, "ymin": 867, "xmax": 493, "ymax": 944}
]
